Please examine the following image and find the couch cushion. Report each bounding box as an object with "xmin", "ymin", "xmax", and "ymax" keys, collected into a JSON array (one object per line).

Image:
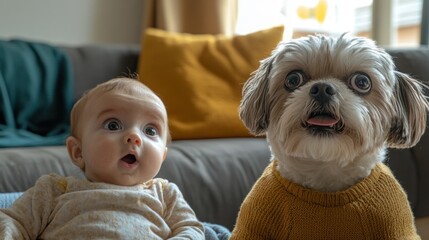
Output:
[
  {"xmin": 0, "ymin": 146, "xmax": 84, "ymax": 192},
  {"xmin": 137, "ymin": 26, "xmax": 284, "ymax": 140}
]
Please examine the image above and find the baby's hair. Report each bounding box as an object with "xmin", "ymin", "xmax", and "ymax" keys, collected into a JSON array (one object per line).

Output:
[{"xmin": 69, "ymin": 77, "xmax": 171, "ymax": 142}]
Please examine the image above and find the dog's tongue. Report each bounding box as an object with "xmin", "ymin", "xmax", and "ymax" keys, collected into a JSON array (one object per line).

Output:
[{"xmin": 307, "ymin": 115, "xmax": 339, "ymax": 127}]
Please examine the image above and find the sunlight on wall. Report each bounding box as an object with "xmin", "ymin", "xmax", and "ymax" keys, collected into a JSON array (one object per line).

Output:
[
  {"xmin": 235, "ymin": 0, "xmax": 287, "ymax": 36},
  {"xmin": 236, "ymin": 0, "xmax": 373, "ymax": 39}
]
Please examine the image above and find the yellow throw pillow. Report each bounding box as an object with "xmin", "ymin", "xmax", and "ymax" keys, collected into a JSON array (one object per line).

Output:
[{"xmin": 138, "ymin": 26, "xmax": 284, "ymax": 139}]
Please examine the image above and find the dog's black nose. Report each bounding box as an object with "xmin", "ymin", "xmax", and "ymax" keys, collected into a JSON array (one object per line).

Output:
[{"xmin": 309, "ymin": 83, "xmax": 336, "ymax": 104}]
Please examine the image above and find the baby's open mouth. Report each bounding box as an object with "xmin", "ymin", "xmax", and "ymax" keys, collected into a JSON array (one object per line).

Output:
[{"xmin": 121, "ymin": 154, "xmax": 137, "ymax": 164}]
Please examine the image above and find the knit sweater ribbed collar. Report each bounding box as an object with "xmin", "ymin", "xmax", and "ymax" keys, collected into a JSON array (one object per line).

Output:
[{"xmin": 271, "ymin": 160, "xmax": 384, "ymax": 207}]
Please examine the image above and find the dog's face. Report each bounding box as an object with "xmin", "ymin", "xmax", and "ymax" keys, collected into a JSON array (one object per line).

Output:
[{"xmin": 240, "ymin": 34, "xmax": 428, "ymax": 166}]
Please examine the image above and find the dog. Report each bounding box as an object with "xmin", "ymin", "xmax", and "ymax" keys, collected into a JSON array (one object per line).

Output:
[{"xmin": 230, "ymin": 34, "xmax": 429, "ymax": 239}]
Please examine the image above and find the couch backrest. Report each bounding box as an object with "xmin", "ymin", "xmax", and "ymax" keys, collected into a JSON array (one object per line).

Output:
[
  {"xmin": 386, "ymin": 48, "xmax": 429, "ymax": 218},
  {"xmin": 60, "ymin": 44, "xmax": 140, "ymax": 102}
]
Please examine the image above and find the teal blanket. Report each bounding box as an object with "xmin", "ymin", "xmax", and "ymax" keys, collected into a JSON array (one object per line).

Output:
[{"xmin": 0, "ymin": 40, "xmax": 73, "ymax": 147}]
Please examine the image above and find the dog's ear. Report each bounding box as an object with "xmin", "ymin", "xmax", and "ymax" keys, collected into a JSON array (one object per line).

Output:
[
  {"xmin": 239, "ymin": 56, "xmax": 274, "ymax": 135},
  {"xmin": 387, "ymin": 72, "xmax": 429, "ymax": 148}
]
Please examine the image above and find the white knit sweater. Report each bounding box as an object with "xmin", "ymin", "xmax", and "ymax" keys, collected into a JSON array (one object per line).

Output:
[{"xmin": 0, "ymin": 174, "xmax": 204, "ymax": 239}]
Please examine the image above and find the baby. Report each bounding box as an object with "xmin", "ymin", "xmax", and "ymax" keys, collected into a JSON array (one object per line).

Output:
[{"xmin": 0, "ymin": 78, "xmax": 204, "ymax": 239}]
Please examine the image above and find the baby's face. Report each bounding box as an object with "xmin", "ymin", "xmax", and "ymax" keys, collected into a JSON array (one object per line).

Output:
[{"xmin": 77, "ymin": 89, "xmax": 168, "ymax": 186}]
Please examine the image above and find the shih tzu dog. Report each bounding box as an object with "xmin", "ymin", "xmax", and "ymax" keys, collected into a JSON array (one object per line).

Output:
[{"xmin": 230, "ymin": 34, "xmax": 428, "ymax": 239}]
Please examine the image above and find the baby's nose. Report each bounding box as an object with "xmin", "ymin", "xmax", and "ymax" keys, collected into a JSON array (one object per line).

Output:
[{"xmin": 126, "ymin": 132, "xmax": 142, "ymax": 146}]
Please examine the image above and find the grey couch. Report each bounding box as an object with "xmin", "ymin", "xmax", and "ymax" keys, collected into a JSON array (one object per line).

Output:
[{"xmin": 0, "ymin": 43, "xmax": 428, "ymax": 237}]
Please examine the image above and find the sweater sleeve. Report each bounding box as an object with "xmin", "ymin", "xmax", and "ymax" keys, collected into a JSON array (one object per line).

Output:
[
  {"xmin": 160, "ymin": 181, "xmax": 204, "ymax": 239},
  {"xmin": 0, "ymin": 174, "xmax": 66, "ymax": 239}
]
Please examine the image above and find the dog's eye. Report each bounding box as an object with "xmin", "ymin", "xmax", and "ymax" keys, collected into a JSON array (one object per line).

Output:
[
  {"xmin": 350, "ymin": 73, "xmax": 371, "ymax": 94},
  {"xmin": 285, "ymin": 71, "xmax": 306, "ymax": 91}
]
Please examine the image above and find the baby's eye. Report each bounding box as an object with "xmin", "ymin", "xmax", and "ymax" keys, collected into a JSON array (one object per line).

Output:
[
  {"xmin": 144, "ymin": 125, "xmax": 158, "ymax": 137},
  {"xmin": 103, "ymin": 119, "xmax": 122, "ymax": 131}
]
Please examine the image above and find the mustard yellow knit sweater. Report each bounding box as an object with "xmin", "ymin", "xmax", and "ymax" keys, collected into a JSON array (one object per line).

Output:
[{"xmin": 230, "ymin": 161, "xmax": 420, "ymax": 240}]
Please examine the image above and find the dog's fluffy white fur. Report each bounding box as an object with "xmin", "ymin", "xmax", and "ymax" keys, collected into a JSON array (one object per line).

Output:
[{"xmin": 240, "ymin": 34, "xmax": 429, "ymax": 192}]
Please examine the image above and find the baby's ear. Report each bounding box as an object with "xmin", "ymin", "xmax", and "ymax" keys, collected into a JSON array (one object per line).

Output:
[
  {"xmin": 66, "ymin": 136, "xmax": 85, "ymax": 169},
  {"xmin": 387, "ymin": 72, "xmax": 429, "ymax": 148}
]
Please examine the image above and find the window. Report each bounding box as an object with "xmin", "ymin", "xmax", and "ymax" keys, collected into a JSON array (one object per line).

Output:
[
  {"xmin": 354, "ymin": 0, "xmax": 422, "ymax": 46},
  {"xmin": 236, "ymin": 0, "xmax": 423, "ymax": 46}
]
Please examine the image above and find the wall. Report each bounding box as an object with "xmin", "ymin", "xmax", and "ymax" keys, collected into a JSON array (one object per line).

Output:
[{"xmin": 0, "ymin": 0, "xmax": 144, "ymax": 46}]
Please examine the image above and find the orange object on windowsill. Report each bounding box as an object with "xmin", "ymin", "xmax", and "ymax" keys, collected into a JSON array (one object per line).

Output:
[{"xmin": 297, "ymin": 0, "xmax": 328, "ymax": 23}]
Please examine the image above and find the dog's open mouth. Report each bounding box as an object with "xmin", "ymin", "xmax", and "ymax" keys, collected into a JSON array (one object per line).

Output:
[
  {"xmin": 307, "ymin": 112, "xmax": 338, "ymax": 127},
  {"xmin": 121, "ymin": 154, "xmax": 137, "ymax": 165},
  {"xmin": 304, "ymin": 111, "xmax": 343, "ymax": 135}
]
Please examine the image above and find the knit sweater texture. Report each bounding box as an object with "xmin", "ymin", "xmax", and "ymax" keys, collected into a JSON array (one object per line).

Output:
[
  {"xmin": 0, "ymin": 174, "xmax": 204, "ymax": 239},
  {"xmin": 230, "ymin": 160, "xmax": 420, "ymax": 240}
]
